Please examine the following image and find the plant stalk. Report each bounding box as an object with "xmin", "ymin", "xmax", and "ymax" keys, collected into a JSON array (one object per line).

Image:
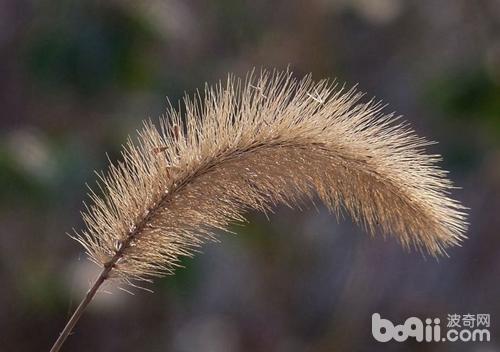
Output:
[{"xmin": 49, "ymin": 266, "xmax": 110, "ymax": 352}]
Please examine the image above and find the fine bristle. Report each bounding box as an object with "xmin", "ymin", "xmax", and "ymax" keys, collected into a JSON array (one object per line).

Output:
[{"xmin": 74, "ymin": 70, "xmax": 468, "ymax": 282}]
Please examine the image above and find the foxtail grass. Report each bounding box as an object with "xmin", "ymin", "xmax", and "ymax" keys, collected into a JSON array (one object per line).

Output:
[{"xmin": 50, "ymin": 70, "xmax": 467, "ymax": 351}]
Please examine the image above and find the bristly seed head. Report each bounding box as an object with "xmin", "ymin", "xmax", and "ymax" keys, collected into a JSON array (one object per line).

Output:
[{"xmin": 75, "ymin": 69, "xmax": 468, "ymax": 283}]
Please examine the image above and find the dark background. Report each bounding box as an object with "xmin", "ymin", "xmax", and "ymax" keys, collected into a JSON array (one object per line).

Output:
[{"xmin": 1, "ymin": 0, "xmax": 499, "ymax": 351}]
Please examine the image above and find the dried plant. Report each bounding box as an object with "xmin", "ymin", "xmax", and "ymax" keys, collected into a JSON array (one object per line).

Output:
[{"xmin": 50, "ymin": 70, "xmax": 467, "ymax": 351}]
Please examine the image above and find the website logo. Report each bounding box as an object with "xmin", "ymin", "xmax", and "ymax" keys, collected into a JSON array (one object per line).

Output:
[{"xmin": 372, "ymin": 313, "xmax": 491, "ymax": 343}]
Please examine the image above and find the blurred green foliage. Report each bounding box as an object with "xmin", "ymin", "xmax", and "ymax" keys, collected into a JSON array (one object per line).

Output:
[
  {"xmin": 428, "ymin": 69, "xmax": 500, "ymax": 139},
  {"xmin": 25, "ymin": 3, "xmax": 158, "ymax": 96},
  {"xmin": 18, "ymin": 263, "xmax": 67, "ymax": 313},
  {"xmin": 0, "ymin": 149, "xmax": 48, "ymax": 204}
]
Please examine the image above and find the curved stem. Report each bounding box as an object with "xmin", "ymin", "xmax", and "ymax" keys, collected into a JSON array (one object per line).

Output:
[
  {"xmin": 50, "ymin": 191, "xmax": 155, "ymax": 352},
  {"xmin": 49, "ymin": 266, "xmax": 111, "ymax": 352},
  {"xmin": 50, "ymin": 138, "xmax": 195, "ymax": 351}
]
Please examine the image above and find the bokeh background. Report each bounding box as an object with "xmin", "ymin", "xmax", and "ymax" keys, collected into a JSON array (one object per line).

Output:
[{"xmin": 1, "ymin": 0, "xmax": 499, "ymax": 351}]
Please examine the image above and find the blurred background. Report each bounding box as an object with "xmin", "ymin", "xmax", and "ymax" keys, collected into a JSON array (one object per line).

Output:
[{"xmin": 1, "ymin": 0, "xmax": 499, "ymax": 351}]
